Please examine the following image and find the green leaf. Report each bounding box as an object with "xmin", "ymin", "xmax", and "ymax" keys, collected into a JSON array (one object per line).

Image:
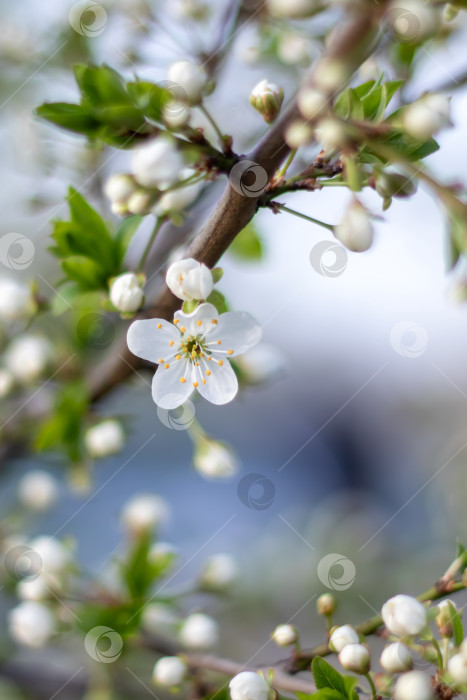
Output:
[
  {"xmin": 74, "ymin": 64, "xmax": 131, "ymax": 107},
  {"xmin": 126, "ymin": 81, "xmax": 170, "ymax": 122},
  {"xmin": 334, "ymin": 88, "xmax": 364, "ymax": 121},
  {"xmin": 447, "ymin": 212, "xmax": 466, "ymax": 270},
  {"xmin": 182, "ymin": 299, "xmax": 200, "ymax": 314},
  {"xmin": 62, "ymin": 256, "xmax": 108, "ymax": 290},
  {"xmin": 206, "ymin": 290, "xmax": 228, "ymax": 314},
  {"xmin": 35, "ymin": 382, "xmax": 89, "ymax": 463},
  {"xmin": 66, "ymin": 188, "xmax": 118, "ymax": 272},
  {"xmin": 36, "ymin": 102, "xmax": 100, "ymax": 135},
  {"xmin": 312, "ymin": 658, "xmax": 348, "ymax": 696},
  {"xmin": 121, "ymin": 531, "xmax": 174, "ymax": 602},
  {"xmin": 211, "ymin": 267, "xmax": 224, "ymax": 283},
  {"xmin": 229, "ymin": 222, "xmax": 263, "ymax": 261},
  {"xmin": 446, "ymin": 601, "xmax": 464, "ymax": 646},
  {"xmin": 297, "ymin": 691, "xmax": 346, "ymax": 700},
  {"xmin": 114, "ymin": 215, "xmax": 144, "ymax": 264}
]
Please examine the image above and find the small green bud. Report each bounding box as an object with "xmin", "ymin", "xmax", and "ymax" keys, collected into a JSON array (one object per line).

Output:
[
  {"xmin": 435, "ymin": 599, "xmax": 458, "ymax": 638},
  {"xmin": 250, "ymin": 80, "xmax": 284, "ymax": 124},
  {"xmin": 373, "ymin": 170, "xmax": 417, "ymax": 200}
]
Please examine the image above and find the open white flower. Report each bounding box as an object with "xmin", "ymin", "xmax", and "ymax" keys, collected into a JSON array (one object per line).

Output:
[
  {"xmin": 166, "ymin": 258, "xmax": 213, "ymax": 302},
  {"xmin": 127, "ymin": 302, "xmax": 262, "ymax": 409}
]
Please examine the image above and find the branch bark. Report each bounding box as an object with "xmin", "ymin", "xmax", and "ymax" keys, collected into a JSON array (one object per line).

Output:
[{"xmin": 90, "ymin": 5, "xmax": 381, "ymax": 403}]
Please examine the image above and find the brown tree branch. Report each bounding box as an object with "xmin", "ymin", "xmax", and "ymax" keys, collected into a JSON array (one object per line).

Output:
[{"xmin": 90, "ymin": 5, "xmax": 382, "ymax": 403}]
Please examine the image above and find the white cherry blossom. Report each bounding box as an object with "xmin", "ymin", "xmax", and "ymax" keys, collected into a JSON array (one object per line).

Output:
[{"xmin": 127, "ymin": 303, "xmax": 262, "ymax": 409}]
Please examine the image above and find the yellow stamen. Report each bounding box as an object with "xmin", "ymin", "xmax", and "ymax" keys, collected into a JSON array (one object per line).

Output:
[
  {"xmin": 158, "ymin": 358, "xmax": 164, "ymax": 363},
  {"xmin": 197, "ymin": 320, "xmax": 202, "ymax": 327},
  {"xmin": 180, "ymin": 377, "xmax": 186, "ymax": 383},
  {"xmin": 157, "ymin": 323, "xmax": 162, "ymax": 329},
  {"xmin": 164, "ymin": 363, "xmax": 170, "ymax": 369},
  {"xmin": 218, "ymin": 360, "xmax": 223, "ymax": 366},
  {"xmin": 206, "ymin": 370, "xmax": 211, "ymax": 376},
  {"xmin": 216, "ymin": 340, "xmax": 221, "ymax": 345},
  {"xmin": 193, "ymin": 381, "xmax": 198, "ymax": 388},
  {"xmin": 211, "ymin": 319, "xmax": 218, "ymax": 324},
  {"xmin": 173, "ymin": 319, "xmax": 179, "ymax": 324},
  {"xmin": 202, "ymin": 378, "xmax": 206, "ymax": 384},
  {"xmin": 175, "ymin": 354, "xmax": 181, "ymax": 360},
  {"xmin": 180, "ymin": 326, "xmax": 186, "ymax": 333},
  {"xmin": 227, "ymin": 349, "xmax": 233, "ymax": 355},
  {"xmin": 169, "ymin": 341, "xmax": 174, "ymax": 347}
]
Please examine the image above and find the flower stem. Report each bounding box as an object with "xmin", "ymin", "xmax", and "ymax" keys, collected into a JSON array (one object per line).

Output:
[
  {"xmin": 138, "ymin": 217, "xmax": 166, "ymax": 273},
  {"xmin": 198, "ymin": 104, "xmax": 225, "ymax": 147},
  {"xmin": 364, "ymin": 673, "xmax": 377, "ymax": 700},
  {"xmin": 431, "ymin": 636, "xmax": 444, "ymax": 669},
  {"xmin": 274, "ymin": 203, "xmax": 334, "ymax": 232},
  {"xmin": 276, "ymin": 150, "xmax": 297, "ymax": 179},
  {"xmin": 442, "ymin": 637, "xmax": 450, "ymax": 669}
]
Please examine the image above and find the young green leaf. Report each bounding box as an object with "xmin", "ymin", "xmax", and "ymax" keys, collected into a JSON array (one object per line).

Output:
[{"xmin": 229, "ymin": 222, "xmax": 263, "ymax": 261}]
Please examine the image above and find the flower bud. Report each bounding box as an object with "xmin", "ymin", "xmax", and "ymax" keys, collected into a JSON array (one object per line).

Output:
[
  {"xmin": 142, "ymin": 603, "xmax": 178, "ymax": 634},
  {"xmin": 333, "ymin": 200, "xmax": 374, "ymax": 253},
  {"xmin": 268, "ymin": 0, "xmax": 315, "ymax": 19},
  {"xmin": 338, "ymin": 643, "xmax": 370, "ymax": 674},
  {"xmin": 111, "ymin": 201, "xmax": 130, "ymax": 217},
  {"xmin": 315, "ymin": 118, "xmax": 349, "ymax": 153},
  {"xmin": 314, "ymin": 58, "xmax": 349, "ymax": 94},
  {"xmin": 121, "ymin": 493, "xmax": 170, "ymax": 536},
  {"xmin": 317, "ymin": 593, "xmax": 337, "ymax": 616},
  {"xmin": 229, "ymin": 672, "xmax": 272, "ymax": 700},
  {"xmin": 179, "ymin": 613, "xmax": 219, "ymax": 649},
  {"xmin": 298, "ymin": 88, "xmax": 328, "ymax": 120},
  {"xmin": 18, "ymin": 470, "xmax": 58, "ymax": 512},
  {"xmin": 110, "ymin": 272, "xmax": 144, "ymax": 313},
  {"xmin": 329, "ymin": 625, "xmax": 359, "ymax": 652},
  {"xmin": 5, "ymin": 335, "xmax": 53, "ymax": 384},
  {"xmin": 249, "ymin": 80, "xmax": 284, "ymax": 124},
  {"xmin": 132, "ymin": 138, "xmax": 184, "ymax": 188},
  {"xmin": 0, "ymin": 279, "xmax": 36, "ymax": 322},
  {"xmin": 17, "ymin": 574, "xmax": 53, "ymax": 601},
  {"xmin": 127, "ymin": 190, "xmax": 155, "ymax": 216},
  {"xmin": 8, "ymin": 601, "xmax": 55, "ymax": 648},
  {"xmin": 167, "ymin": 60, "xmax": 208, "ymax": 105},
  {"xmin": 393, "ymin": 671, "xmax": 433, "ymax": 700},
  {"xmin": 272, "ymin": 624, "xmax": 298, "ymax": 647},
  {"xmin": 199, "ymin": 553, "xmax": 238, "ymax": 590},
  {"xmin": 380, "ymin": 642, "xmax": 413, "ymax": 673},
  {"xmin": 0, "ymin": 368, "xmax": 14, "ymax": 398},
  {"xmin": 284, "ymin": 120, "xmax": 313, "ymax": 148},
  {"xmin": 277, "ymin": 32, "xmax": 311, "ymax": 65},
  {"xmin": 156, "ymin": 181, "xmax": 201, "ymax": 215},
  {"xmin": 85, "ymin": 420, "xmax": 125, "ymax": 458},
  {"xmin": 166, "ymin": 258, "xmax": 213, "ymax": 302},
  {"xmin": 163, "ymin": 101, "xmax": 191, "ymax": 130},
  {"xmin": 436, "ymin": 599, "xmax": 457, "ymax": 638},
  {"xmin": 448, "ymin": 653, "xmax": 467, "ymax": 684},
  {"xmin": 153, "ymin": 656, "xmax": 187, "ymax": 686},
  {"xmin": 403, "ymin": 94, "xmax": 451, "ymax": 140},
  {"xmin": 373, "ymin": 171, "xmax": 417, "ymax": 200},
  {"xmin": 149, "ymin": 542, "xmax": 177, "ymax": 569},
  {"xmin": 193, "ymin": 438, "xmax": 238, "ymax": 479},
  {"xmin": 381, "ymin": 595, "xmax": 427, "ymax": 637},
  {"xmin": 27, "ymin": 536, "xmax": 70, "ymax": 577},
  {"xmin": 104, "ymin": 174, "xmax": 137, "ymax": 204}
]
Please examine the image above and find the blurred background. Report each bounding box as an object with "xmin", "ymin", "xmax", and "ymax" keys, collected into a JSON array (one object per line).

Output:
[{"xmin": 1, "ymin": 0, "xmax": 467, "ymax": 696}]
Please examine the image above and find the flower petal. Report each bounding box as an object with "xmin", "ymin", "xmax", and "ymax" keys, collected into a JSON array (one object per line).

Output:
[
  {"xmin": 174, "ymin": 303, "xmax": 219, "ymax": 336},
  {"xmin": 127, "ymin": 319, "xmax": 180, "ymax": 364},
  {"xmin": 204, "ymin": 311, "xmax": 262, "ymax": 356},
  {"xmin": 152, "ymin": 359, "xmax": 194, "ymax": 409},
  {"xmin": 195, "ymin": 358, "xmax": 238, "ymax": 405}
]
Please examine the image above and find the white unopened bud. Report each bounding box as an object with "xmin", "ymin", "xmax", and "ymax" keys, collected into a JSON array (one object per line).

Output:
[
  {"xmin": 167, "ymin": 60, "xmax": 208, "ymax": 105},
  {"xmin": 448, "ymin": 653, "xmax": 467, "ymax": 684},
  {"xmin": 110, "ymin": 272, "xmax": 144, "ymax": 313},
  {"xmin": 121, "ymin": 493, "xmax": 170, "ymax": 535},
  {"xmin": 380, "ymin": 642, "xmax": 413, "ymax": 673},
  {"xmin": 200, "ymin": 554, "xmax": 238, "ymax": 589},
  {"xmin": 18, "ymin": 470, "xmax": 58, "ymax": 512},
  {"xmin": 329, "ymin": 625, "xmax": 359, "ymax": 652},
  {"xmin": 0, "ymin": 368, "xmax": 14, "ymax": 398},
  {"xmin": 315, "ymin": 118, "xmax": 348, "ymax": 153},
  {"xmin": 8, "ymin": 601, "xmax": 55, "ymax": 647},
  {"xmin": 104, "ymin": 174, "xmax": 137, "ymax": 204},
  {"xmin": 314, "ymin": 59, "xmax": 349, "ymax": 94},
  {"xmin": 334, "ymin": 200, "xmax": 374, "ymax": 253},
  {"xmin": 5, "ymin": 335, "xmax": 53, "ymax": 384},
  {"xmin": 85, "ymin": 420, "xmax": 125, "ymax": 458},
  {"xmin": 0, "ymin": 279, "xmax": 36, "ymax": 322},
  {"xmin": 153, "ymin": 656, "xmax": 187, "ymax": 686},
  {"xmin": 166, "ymin": 258, "xmax": 213, "ymax": 302},
  {"xmin": 277, "ymin": 32, "xmax": 311, "ymax": 65},
  {"xmin": 338, "ymin": 643, "xmax": 370, "ymax": 674},
  {"xmin": 193, "ymin": 438, "xmax": 238, "ymax": 479},
  {"xmin": 28, "ymin": 536, "xmax": 70, "ymax": 576},
  {"xmin": 393, "ymin": 671, "xmax": 433, "ymax": 700},
  {"xmin": 268, "ymin": 0, "xmax": 315, "ymax": 18},
  {"xmin": 127, "ymin": 190, "xmax": 155, "ymax": 216},
  {"xmin": 132, "ymin": 138, "xmax": 184, "ymax": 188},
  {"xmin": 284, "ymin": 120, "xmax": 313, "ymax": 148},
  {"xmin": 403, "ymin": 94, "xmax": 451, "ymax": 140},
  {"xmin": 317, "ymin": 593, "xmax": 337, "ymax": 616},
  {"xmin": 229, "ymin": 672, "xmax": 272, "ymax": 700},
  {"xmin": 298, "ymin": 88, "xmax": 328, "ymax": 120},
  {"xmin": 163, "ymin": 101, "xmax": 191, "ymax": 130},
  {"xmin": 179, "ymin": 613, "xmax": 219, "ymax": 649},
  {"xmin": 381, "ymin": 594, "xmax": 427, "ymax": 637},
  {"xmin": 111, "ymin": 201, "xmax": 129, "ymax": 217},
  {"xmin": 17, "ymin": 574, "xmax": 54, "ymax": 601},
  {"xmin": 156, "ymin": 181, "xmax": 201, "ymax": 215},
  {"xmin": 142, "ymin": 603, "xmax": 178, "ymax": 634},
  {"xmin": 272, "ymin": 624, "xmax": 298, "ymax": 647},
  {"xmin": 249, "ymin": 80, "xmax": 284, "ymax": 124}
]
